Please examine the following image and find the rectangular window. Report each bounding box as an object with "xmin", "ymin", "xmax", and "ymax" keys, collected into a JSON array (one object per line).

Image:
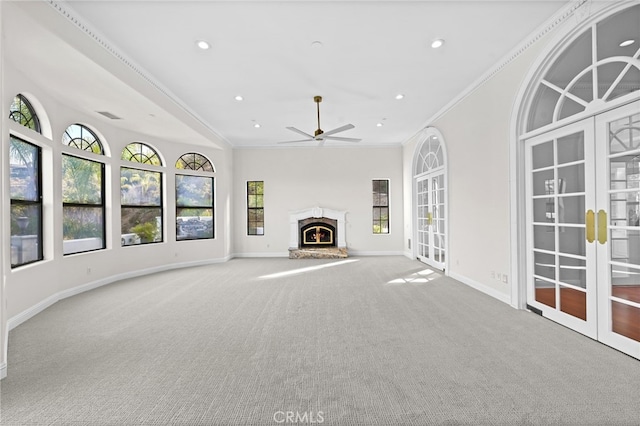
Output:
[
  {"xmin": 176, "ymin": 174, "xmax": 214, "ymax": 240},
  {"xmin": 372, "ymin": 179, "xmax": 389, "ymax": 234},
  {"xmin": 247, "ymin": 181, "xmax": 264, "ymax": 235},
  {"xmin": 10, "ymin": 136, "xmax": 43, "ymax": 267},
  {"xmin": 62, "ymin": 154, "xmax": 105, "ymax": 254},
  {"xmin": 121, "ymin": 166, "xmax": 163, "ymax": 245}
]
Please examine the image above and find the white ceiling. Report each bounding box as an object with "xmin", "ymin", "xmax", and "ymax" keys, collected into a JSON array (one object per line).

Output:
[{"xmin": 5, "ymin": 1, "xmax": 572, "ymax": 148}]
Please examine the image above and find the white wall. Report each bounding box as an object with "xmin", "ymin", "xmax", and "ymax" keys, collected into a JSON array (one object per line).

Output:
[
  {"xmin": 233, "ymin": 146, "xmax": 404, "ymax": 257},
  {"xmin": 402, "ymin": 26, "xmax": 557, "ymax": 303}
]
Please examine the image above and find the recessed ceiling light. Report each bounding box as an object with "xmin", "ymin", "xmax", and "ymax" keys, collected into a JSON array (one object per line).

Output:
[
  {"xmin": 235, "ymin": 95, "xmax": 244, "ymax": 101},
  {"xmin": 311, "ymin": 41, "xmax": 323, "ymax": 48},
  {"xmin": 431, "ymin": 39, "xmax": 444, "ymax": 49},
  {"xmin": 253, "ymin": 123, "xmax": 261, "ymax": 128},
  {"xmin": 395, "ymin": 94, "xmax": 404, "ymax": 100},
  {"xmin": 196, "ymin": 40, "xmax": 210, "ymax": 50},
  {"xmin": 620, "ymin": 39, "xmax": 635, "ymax": 47},
  {"xmin": 376, "ymin": 122, "xmax": 384, "ymax": 127}
]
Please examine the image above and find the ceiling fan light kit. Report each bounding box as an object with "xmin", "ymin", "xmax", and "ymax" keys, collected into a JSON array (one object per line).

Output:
[{"xmin": 278, "ymin": 96, "xmax": 362, "ymax": 145}]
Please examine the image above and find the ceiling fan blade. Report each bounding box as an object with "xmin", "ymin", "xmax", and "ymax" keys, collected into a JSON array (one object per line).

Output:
[
  {"xmin": 322, "ymin": 136, "xmax": 362, "ymax": 142},
  {"xmin": 321, "ymin": 123, "xmax": 355, "ymax": 137},
  {"xmin": 277, "ymin": 139, "xmax": 313, "ymax": 144},
  {"xmin": 286, "ymin": 126, "xmax": 315, "ymax": 139}
]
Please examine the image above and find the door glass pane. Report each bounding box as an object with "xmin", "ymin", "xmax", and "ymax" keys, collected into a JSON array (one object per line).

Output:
[
  {"xmin": 611, "ymin": 265, "xmax": 640, "ymax": 304},
  {"xmin": 535, "ymin": 278, "xmax": 556, "ymax": 308},
  {"xmin": 611, "ymin": 301, "xmax": 640, "ymax": 342},
  {"xmin": 559, "ymin": 256, "xmax": 586, "ymax": 288},
  {"xmin": 557, "ymin": 132, "xmax": 585, "ymax": 164},
  {"xmin": 559, "ymin": 285, "xmax": 587, "ymax": 321},
  {"xmin": 609, "ymin": 113, "xmax": 640, "ymax": 154},
  {"xmin": 534, "ymin": 251, "xmax": 555, "ymax": 280},
  {"xmin": 558, "ymin": 195, "xmax": 585, "ymax": 224},
  {"xmin": 557, "ymin": 163, "xmax": 585, "ymax": 193},
  {"xmin": 609, "ymin": 229, "xmax": 640, "ymax": 266},
  {"xmin": 532, "ymin": 141, "xmax": 554, "ymax": 169},
  {"xmin": 534, "ymin": 225, "xmax": 555, "ymax": 251},
  {"xmin": 558, "ymin": 227, "xmax": 586, "ymax": 256},
  {"xmin": 533, "ymin": 198, "xmax": 550, "ymax": 223},
  {"xmin": 533, "ymin": 170, "xmax": 555, "ymax": 196}
]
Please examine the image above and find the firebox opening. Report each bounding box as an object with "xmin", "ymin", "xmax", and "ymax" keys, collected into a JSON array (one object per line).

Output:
[{"xmin": 300, "ymin": 222, "xmax": 336, "ymax": 248}]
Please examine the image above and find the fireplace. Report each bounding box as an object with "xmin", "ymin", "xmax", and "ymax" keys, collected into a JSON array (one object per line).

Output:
[{"xmin": 289, "ymin": 207, "xmax": 348, "ymax": 258}]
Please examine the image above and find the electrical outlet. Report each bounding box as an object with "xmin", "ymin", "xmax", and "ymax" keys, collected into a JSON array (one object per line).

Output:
[{"xmin": 502, "ymin": 274, "xmax": 508, "ymax": 284}]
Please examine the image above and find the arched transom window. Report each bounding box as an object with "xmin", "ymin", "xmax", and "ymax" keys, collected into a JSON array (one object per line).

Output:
[
  {"xmin": 122, "ymin": 142, "xmax": 162, "ymax": 166},
  {"xmin": 527, "ymin": 4, "xmax": 640, "ymax": 132},
  {"xmin": 9, "ymin": 94, "xmax": 41, "ymax": 133},
  {"xmin": 415, "ymin": 133, "xmax": 443, "ymax": 176},
  {"xmin": 63, "ymin": 124, "xmax": 104, "ymax": 154},
  {"xmin": 176, "ymin": 152, "xmax": 214, "ymax": 172}
]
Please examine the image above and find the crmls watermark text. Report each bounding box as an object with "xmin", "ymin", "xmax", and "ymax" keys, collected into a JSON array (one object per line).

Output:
[{"xmin": 273, "ymin": 411, "xmax": 325, "ymax": 424}]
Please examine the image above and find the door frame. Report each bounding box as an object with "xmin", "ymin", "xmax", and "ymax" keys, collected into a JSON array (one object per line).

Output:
[
  {"xmin": 594, "ymin": 101, "xmax": 640, "ymax": 359},
  {"xmin": 412, "ymin": 127, "xmax": 448, "ymax": 273},
  {"xmin": 524, "ymin": 117, "xmax": 598, "ymax": 339},
  {"xmin": 415, "ymin": 171, "xmax": 447, "ymax": 270}
]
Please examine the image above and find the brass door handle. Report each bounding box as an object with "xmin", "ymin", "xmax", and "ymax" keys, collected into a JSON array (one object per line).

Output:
[
  {"xmin": 586, "ymin": 210, "xmax": 595, "ymax": 243},
  {"xmin": 597, "ymin": 210, "xmax": 607, "ymax": 244},
  {"xmin": 427, "ymin": 212, "xmax": 433, "ymax": 226}
]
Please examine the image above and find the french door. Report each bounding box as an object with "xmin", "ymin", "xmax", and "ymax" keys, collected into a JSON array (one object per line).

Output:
[
  {"xmin": 525, "ymin": 101, "xmax": 640, "ymax": 359},
  {"xmin": 416, "ymin": 171, "xmax": 446, "ymax": 270}
]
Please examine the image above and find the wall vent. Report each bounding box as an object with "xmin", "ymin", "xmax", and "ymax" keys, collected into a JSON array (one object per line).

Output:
[{"xmin": 96, "ymin": 111, "xmax": 122, "ymax": 120}]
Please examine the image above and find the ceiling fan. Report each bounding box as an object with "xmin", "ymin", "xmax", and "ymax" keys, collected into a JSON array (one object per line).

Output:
[{"xmin": 278, "ymin": 96, "xmax": 361, "ymax": 145}]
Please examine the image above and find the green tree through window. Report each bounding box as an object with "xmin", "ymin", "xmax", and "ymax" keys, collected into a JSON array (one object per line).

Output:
[{"xmin": 247, "ymin": 181, "xmax": 264, "ymax": 235}]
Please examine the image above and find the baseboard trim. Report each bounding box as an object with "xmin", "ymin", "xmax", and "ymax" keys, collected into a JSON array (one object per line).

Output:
[
  {"xmin": 448, "ymin": 271, "xmax": 511, "ymax": 305},
  {"xmin": 232, "ymin": 251, "xmax": 406, "ymax": 258},
  {"xmin": 348, "ymin": 250, "xmax": 406, "ymax": 256},
  {"xmin": 8, "ymin": 256, "xmax": 231, "ymax": 332},
  {"xmin": 232, "ymin": 252, "xmax": 289, "ymax": 258}
]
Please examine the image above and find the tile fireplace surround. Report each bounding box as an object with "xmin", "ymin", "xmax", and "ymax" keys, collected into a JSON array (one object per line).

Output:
[{"xmin": 288, "ymin": 207, "xmax": 348, "ymax": 259}]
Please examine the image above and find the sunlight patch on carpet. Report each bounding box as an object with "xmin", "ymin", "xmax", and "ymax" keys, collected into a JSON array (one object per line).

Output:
[{"xmin": 258, "ymin": 259, "xmax": 360, "ymax": 279}]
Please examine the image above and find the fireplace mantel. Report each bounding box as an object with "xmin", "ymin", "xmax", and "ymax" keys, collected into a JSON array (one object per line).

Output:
[{"xmin": 289, "ymin": 207, "xmax": 347, "ymax": 249}]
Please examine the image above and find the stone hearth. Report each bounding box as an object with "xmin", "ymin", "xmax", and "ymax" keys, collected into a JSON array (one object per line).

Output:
[{"xmin": 288, "ymin": 247, "xmax": 348, "ymax": 259}]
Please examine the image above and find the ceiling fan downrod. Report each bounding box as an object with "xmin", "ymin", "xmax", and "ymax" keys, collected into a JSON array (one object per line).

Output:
[{"xmin": 314, "ymin": 95, "xmax": 323, "ymax": 137}]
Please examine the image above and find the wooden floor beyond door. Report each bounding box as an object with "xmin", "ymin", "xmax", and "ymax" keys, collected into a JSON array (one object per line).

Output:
[{"xmin": 535, "ymin": 286, "xmax": 640, "ymax": 342}]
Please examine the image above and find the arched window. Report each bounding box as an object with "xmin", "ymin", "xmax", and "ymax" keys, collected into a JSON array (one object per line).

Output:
[
  {"xmin": 527, "ymin": 4, "xmax": 640, "ymax": 132},
  {"xmin": 176, "ymin": 152, "xmax": 214, "ymax": 172},
  {"xmin": 61, "ymin": 124, "xmax": 106, "ymax": 255},
  {"xmin": 63, "ymin": 123, "xmax": 104, "ymax": 154},
  {"xmin": 120, "ymin": 142, "xmax": 163, "ymax": 246},
  {"xmin": 175, "ymin": 153, "xmax": 215, "ymax": 241},
  {"xmin": 121, "ymin": 142, "xmax": 161, "ymax": 166},
  {"xmin": 9, "ymin": 94, "xmax": 41, "ymax": 133},
  {"xmin": 415, "ymin": 134, "xmax": 444, "ymax": 176}
]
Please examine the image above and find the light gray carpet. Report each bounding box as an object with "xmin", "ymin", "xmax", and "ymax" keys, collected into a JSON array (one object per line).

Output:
[{"xmin": 1, "ymin": 256, "xmax": 639, "ymax": 425}]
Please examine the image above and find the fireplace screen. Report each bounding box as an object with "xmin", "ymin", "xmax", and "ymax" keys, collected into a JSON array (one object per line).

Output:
[{"xmin": 300, "ymin": 223, "xmax": 335, "ymax": 247}]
